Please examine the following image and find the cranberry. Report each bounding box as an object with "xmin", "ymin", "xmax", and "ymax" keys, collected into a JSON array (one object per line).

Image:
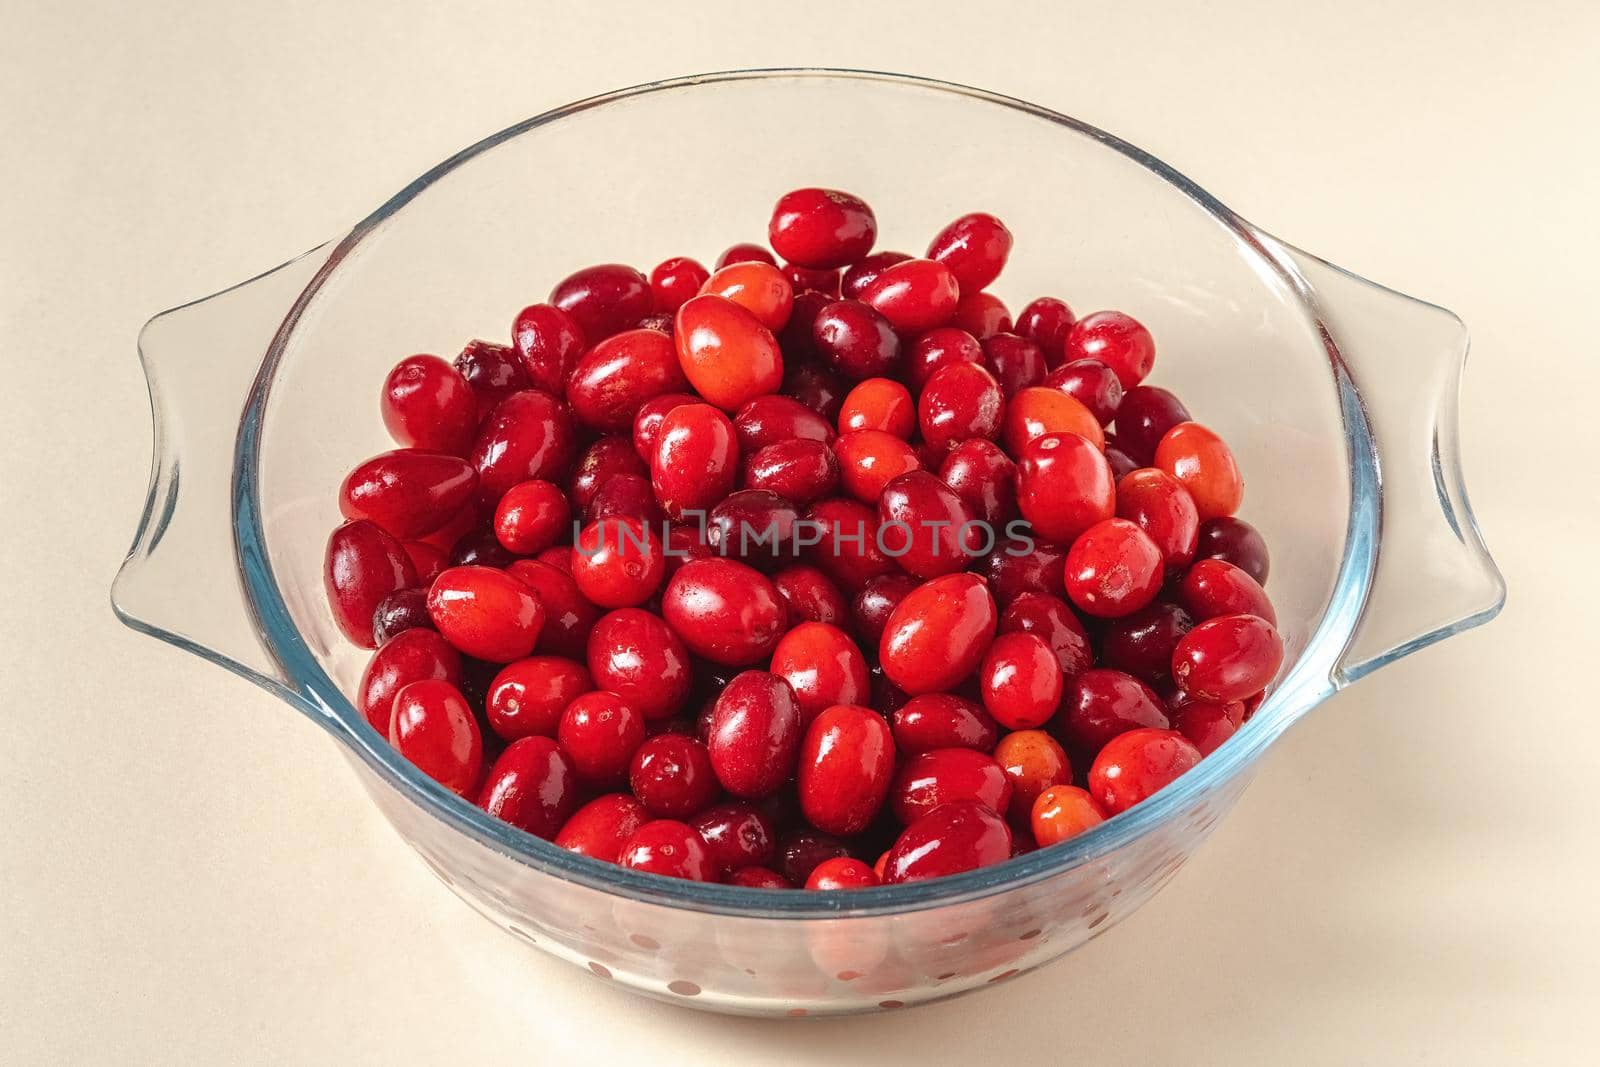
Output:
[
  {"xmin": 772, "ymin": 565, "xmax": 848, "ymax": 627},
  {"xmin": 876, "ymin": 471, "xmax": 981, "ymax": 579},
  {"xmin": 631, "ymin": 391, "xmax": 700, "ymax": 463},
  {"xmin": 381, "ymin": 355, "xmax": 477, "ymax": 456},
  {"xmin": 1087, "ymin": 727, "xmax": 1200, "ymax": 815},
  {"xmin": 468, "ymin": 389, "xmax": 577, "ymax": 507},
  {"xmin": 994, "ymin": 729, "xmax": 1072, "ymax": 823},
  {"xmin": 785, "ymin": 263, "xmax": 842, "ymax": 296},
  {"xmin": 1062, "ymin": 311, "xmax": 1155, "ymax": 388},
  {"xmin": 833, "ymin": 430, "xmax": 921, "ymax": 503},
  {"xmin": 1062, "ymin": 518, "xmax": 1164, "ymax": 618},
  {"xmin": 1015, "ymin": 298, "xmax": 1077, "ymax": 366},
  {"xmin": 848, "ymin": 579, "xmax": 916, "ymax": 653},
  {"xmin": 358, "ymin": 629, "xmax": 464, "ymax": 733},
  {"xmin": 649, "ymin": 256, "xmax": 711, "ymax": 312},
  {"xmin": 951, "ymin": 290, "xmax": 1012, "ymax": 340},
  {"xmin": 797, "ymin": 704, "xmax": 895, "ymax": 835},
  {"xmin": 775, "ymin": 829, "xmax": 852, "ymax": 886},
  {"xmin": 998, "ymin": 592, "xmax": 1093, "ymax": 680},
  {"xmin": 804, "ymin": 498, "xmax": 895, "ymax": 591},
  {"xmin": 729, "ymin": 866, "xmax": 792, "ymax": 889},
  {"xmin": 982, "ymin": 332, "xmax": 1047, "ymax": 397},
  {"xmin": 326, "ymin": 520, "xmax": 418, "ymax": 648},
  {"xmin": 926, "ymin": 212, "xmax": 1012, "ymax": 292},
  {"xmin": 938, "ymin": 438, "xmax": 1016, "ymax": 527},
  {"xmin": 650, "ymin": 402, "xmax": 739, "ymax": 520},
  {"xmin": 979, "ymin": 631, "xmax": 1064, "ymax": 729},
  {"xmin": 401, "ymin": 540, "xmax": 449, "ymax": 585},
  {"xmin": 372, "ymin": 587, "xmax": 431, "ymax": 644},
  {"xmin": 1015, "ymin": 431, "xmax": 1116, "ymax": 546},
  {"xmin": 567, "ymin": 328, "xmax": 690, "ymax": 432},
  {"xmin": 1115, "ymin": 467, "xmax": 1200, "ymax": 572},
  {"xmin": 484, "ymin": 654, "xmax": 592, "ymax": 742},
  {"xmin": 782, "ymin": 359, "xmax": 847, "ymax": 422},
  {"xmin": 839, "ymin": 377, "xmax": 915, "ymax": 438},
  {"xmin": 1003, "ymin": 386, "xmax": 1105, "ymax": 455},
  {"xmin": 1195, "ymin": 516, "xmax": 1270, "ymax": 586},
  {"xmin": 558, "ymin": 691, "xmax": 646, "ymax": 786},
  {"xmin": 980, "ymin": 537, "xmax": 1067, "ymax": 606},
  {"xmin": 1179, "ymin": 558, "xmax": 1275, "ymax": 625},
  {"xmin": 717, "ymin": 243, "xmax": 777, "ymax": 269},
  {"xmin": 768, "ymin": 188, "xmax": 878, "ymax": 269},
  {"xmin": 1031, "ymin": 785, "xmax": 1105, "ymax": 846},
  {"xmin": 1171, "ymin": 613, "xmax": 1284, "ymax": 701},
  {"xmin": 555, "ymin": 793, "xmax": 648, "ymax": 862},
  {"xmin": 1170, "ymin": 695, "xmax": 1245, "ymax": 756},
  {"xmin": 890, "ymin": 694, "xmax": 1000, "ymax": 754},
  {"xmin": 1046, "ymin": 359, "xmax": 1124, "ymax": 425},
  {"xmin": 883, "ymin": 799, "xmax": 1011, "ymax": 884},
  {"xmin": 426, "ymin": 565, "xmax": 545, "ymax": 662},
  {"xmin": 1113, "ymin": 385, "xmax": 1191, "ymax": 466},
  {"xmin": 706, "ymin": 670, "xmax": 802, "ymax": 799},
  {"xmin": 806, "ymin": 857, "xmax": 881, "ymax": 890},
  {"xmin": 906, "ymin": 327, "xmax": 984, "ymax": 392},
  {"xmin": 571, "ymin": 517, "xmax": 664, "ymax": 608},
  {"xmin": 733, "ymin": 394, "xmax": 835, "ymax": 452},
  {"xmin": 1155, "ymin": 422, "xmax": 1244, "ymax": 520},
  {"xmin": 511, "ymin": 304, "xmax": 587, "ymax": 395},
  {"xmin": 490, "ymin": 479, "xmax": 569, "ymax": 556},
  {"xmin": 841, "ymin": 250, "xmax": 911, "ymax": 299},
  {"xmin": 587, "ymin": 473, "xmax": 663, "ymax": 527},
  {"xmin": 504, "ymin": 559, "xmax": 598, "ymax": 659},
  {"xmin": 879, "ymin": 572, "xmax": 998, "ymax": 695},
  {"xmin": 745, "ymin": 439, "xmax": 839, "ymax": 506},
  {"xmin": 690, "ymin": 802, "xmax": 776, "ymax": 873},
  {"xmin": 617, "ymin": 820, "xmax": 717, "ymax": 881},
  {"xmin": 700, "ymin": 260, "xmax": 794, "ymax": 331},
  {"xmin": 477, "ymin": 734, "xmax": 579, "ymax": 837},
  {"xmin": 674, "ymin": 294, "xmax": 786, "ymax": 411},
  {"xmin": 339, "ymin": 450, "xmax": 479, "ymax": 541},
  {"xmin": 661, "ymin": 559, "xmax": 786, "ymax": 666},
  {"xmin": 569, "ymin": 435, "xmax": 648, "ymax": 514},
  {"xmin": 586, "ymin": 608, "xmax": 692, "ymax": 721},
  {"xmin": 707, "ymin": 489, "xmax": 800, "ymax": 568},
  {"xmin": 770, "ymin": 622, "xmax": 870, "ymax": 724},
  {"xmin": 549, "ymin": 263, "xmax": 651, "ymax": 341},
  {"xmin": 890, "ymin": 748, "xmax": 1012, "ymax": 826},
  {"xmin": 628, "ymin": 733, "xmax": 719, "ymax": 819},
  {"xmin": 1100, "ymin": 602, "xmax": 1194, "ymax": 686},
  {"xmin": 1058, "ymin": 668, "xmax": 1171, "ymax": 753},
  {"xmin": 860, "ymin": 259, "xmax": 960, "ymax": 333},
  {"xmin": 919, "ymin": 362, "xmax": 1004, "ymax": 453},
  {"xmin": 454, "ymin": 339, "xmax": 530, "ymax": 419},
  {"xmin": 812, "ymin": 299, "xmax": 901, "ymax": 380},
  {"xmin": 389, "ymin": 679, "xmax": 483, "ymax": 796}
]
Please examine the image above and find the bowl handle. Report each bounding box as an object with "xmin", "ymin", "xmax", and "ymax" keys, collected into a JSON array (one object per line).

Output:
[
  {"xmin": 112, "ymin": 245, "xmax": 331, "ymax": 702},
  {"xmin": 1269, "ymin": 240, "xmax": 1506, "ymax": 686}
]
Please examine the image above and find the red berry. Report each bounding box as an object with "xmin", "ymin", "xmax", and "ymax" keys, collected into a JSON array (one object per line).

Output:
[
  {"xmin": 1087, "ymin": 728, "xmax": 1200, "ymax": 815},
  {"xmin": 1058, "ymin": 668, "xmax": 1171, "ymax": 753},
  {"xmin": 879, "ymin": 573, "xmax": 998, "ymax": 695},
  {"xmin": 381, "ymin": 355, "xmax": 478, "ymax": 456},
  {"xmin": 485, "ymin": 654, "xmax": 593, "ymax": 742},
  {"xmin": 511, "ymin": 304, "xmax": 586, "ymax": 395},
  {"xmin": 651, "ymin": 402, "xmax": 739, "ymax": 520},
  {"xmin": 1178, "ymin": 558, "xmax": 1276, "ymax": 625},
  {"xmin": 1114, "ymin": 385, "xmax": 1191, "ymax": 466},
  {"xmin": 617, "ymin": 820, "xmax": 717, "ymax": 881},
  {"xmin": 649, "ymin": 256, "xmax": 711, "ymax": 313},
  {"xmin": 571, "ymin": 517, "xmax": 665, "ymax": 608},
  {"xmin": 357, "ymin": 629, "xmax": 464, "ymax": 734},
  {"xmin": 549, "ymin": 263, "xmax": 651, "ymax": 341},
  {"xmin": 860, "ymin": 259, "xmax": 960, "ymax": 333},
  {"xmin": 841, "ymin": 250, "xmax": 910, "ymax": 299},
  {"xmin": 1171, "ymin": 613, "xmax": 1284, "ymax": 701},
  {"xmin": 806, "ymin": 856, "xmax": 881, "ymax": 890},
  {"xmin": 705, "ymin": 670, "xmax": 803, "ymax": 800},
  {"xmin": 339, "ymin": 450, "xmax": 479, "ymax": 540},
  {"xmin": 926, "ymin": 212, "xmax": 1012, "ymax": 292},
  {"xmin": 769, "ymin": 622, "xmax": 870, "ymax": 724},
  {"xmin": 568, "ymin": 327, "xmax": 691, "ymax": 432},
  {"xmin": 586, "ymin": 608, "xmax": 692, "ymax": 721},
  {"xmin": 427, "ymin": 565, "xmax": 545, "ymax": 662},
  {"xmin": 1015, "ymin": 431, "xmax": 1116, "ymax": 546},
  {"xmin": 890, "ymin": 747, "xmax": 1012, "ymax": 826},
  {"xmin": 674, "ymin": 295, "xmax": 786, "ymax": 410},
  {"xmin": 690, "ymin": 802, "xmax": 776, "ymax": 873},
  {"xmin": 558, "ymin": 690, "xmax": 646, "ymax": 786},
  {"xmin": 890, "ymin": 694, "xmax": 1000, "ymax": 755},
  {"xmin": 629, "ymin": 733, "xmax": 719, "ymax": 819},
  {"xmin": 505, "ymin": 559, "xmax": 599, "ymax": 660},
  {"xmin": 998, "ymin": 592, "xmax": 1094, "ymax": 680},
  {"xmin": 994, "ymin": 729, "xmax": 1072, "ymax": 823},
  {"xmin": 468, "ymin": 389, "xmax": 577, "ymax": 507},
  {"xmin": 1195, "ymin": 516, "xmax": 1270, "ymax": 586},
  {"xmin": 325, "ymin": 520, "xmax": 418, "ymax": 648},
  {"xmin": 797, "ymin": 704, "xmax": 895, "ymax": 836},
  {"xmin": 1046, "ymin": 358, "xmax": 1124, "ymax": 425},
  {"xmin": 1003, "ymin": 386, "xmax": 1105, "ymax": 455},
  {"xmin": 478, "ymin": 735, "xmax": 579, "ymax": 836},
  {"xmin": 918, "ymin": 362, "xmax": 1004, "ymax": 454},
  {"xmin": 839, "ymin": 377, "xmax": 915, "ymax": 438},
  {"xmin": 1031, "ymin": 785, "xmax": 1105, "ymax": 846},
  {"xmin": 1062, "ymin": 518, "xmax": 1165, "ymax": 618},
  {"xmin": 716, "ymin": 243, "xmax": 776, "ymax": 269},
  {"xmin": 555, "ymin": 793, "xmax": 648, "ymax": 862},
  {"xmin": 951, "ymin": 290, "xmax": 1012, "ymax": 340},
  {"xmin": 768, "ymin": 188, "xmax": 878, "ymax": 269},
  {"xmin": 1062, "ymin": 311, "xmax": 1155, "ymax": 388},
  {"xmin": 883, "ymin": 799, "xmax": 1011, "ymax": 884},
  {"xmin": 1115, "ymin": 467, "xmax": 1200, "ymax": 572},
  {"xmin": 876, "ymin": 470, "xmax": 982, "ymax": 579},
  {"xmin": 1155, "ymin": 422, "xmax": 1244, "ymax": 520},
  {"xmin": 833, "ymin": 430, "xmax": 921, "ymax": 504},
  {"xmin": 492, "ymin": 479, "xmax": 569, "ymax": 556},
  {"xmin": 979, "ymin": 631, "xmax": 1064, "ymax": 729},
  {"xmin": 389, "ymin": 679, "xmax": 483, "ymax": 797},
  {"xmin": 1014, "ymin": 298, "xmax": 1076, "ymax": 366},
  {"xmin": 700, "ymin": 260, "xmax": 794, "ymax": 332}
]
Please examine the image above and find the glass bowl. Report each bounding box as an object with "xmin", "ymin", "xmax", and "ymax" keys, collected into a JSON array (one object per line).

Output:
[{"xmin": 112, "ymin": 69, "xmax": 1504, "ymax": 1016}]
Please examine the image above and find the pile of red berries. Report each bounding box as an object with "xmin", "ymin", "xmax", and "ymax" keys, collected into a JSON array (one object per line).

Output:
[{"xmin": 325, "ymin": 187, "xmax": 1283, "ymax": 890}]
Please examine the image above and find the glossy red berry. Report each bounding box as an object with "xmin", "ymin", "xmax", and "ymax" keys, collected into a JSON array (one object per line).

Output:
[
  {"xmin": 838, "ymin": 377, "xmax": 915, "ymax": 438},
  {"xmin": 951, "ymin": 290, "xmax": 1012, "ymax": 340},
  {"xmin": 1062, "ymin": 518, "xmax": 1165, "ymax": 618},
  {"xmin": 617, "ymin": 820, "xmax": 717, "ymax": 881},
  {"xmin": 1179, "ymin": 558, "xmax": 1276, "ymax": 625},
  {"xmin": 728, "ymin": 866, "xmax": 793, "ymax": 889},
  {"xmin": 549, "ymin": 263, "xmax": 652, "ymax": 341},
  {"xmin": 883, "ymin": 799, "xmax": 1011, "ymax": 884},
  {"xmin": 690, "ymin": 802, "xmax": 776, "ymax": 873},
  {"xmin": 998, "ymin": 592, "xmax": 1094, "ymax": 680},
  {"xmin": 326, "ymin": 520, "xmax": 418, "ymax": 648},
  {"xmin": 478, "ymin": 735, "xmax": 579, "ymax": 836},
  {"xmin": 568, "ymin": 327, "xmax": 691, "ymax": 432},
  {"xmin": 772, "ymin": 565, "xmax": 848, "ymax": 628},
  {"xmin": 979, "ymin": 631, "xmax": 1064, "ymax": 729},
  {"xmin": 1015, "ymin": 431, "xmax": 1116, "ymax": 546},
  {"xmin": 1062, "ymin": 311, "xmax": 1155, "ymax": 388},
  {"xmin": 706, "ymin": 670, "xmax": 803, "ymax": 799},
  {"xmin": 876, "ymin": 471, "xmax": 982, "ymax": 579},
  {"xmin": 381, "ymin": 355, "xmax": 478, "ymax": 456},
  {"xmin": 983, "ymin": 332, "xmax": 1047, "ymax": 397},
  {"xmin": 797, "ymin": 704, "xmax": 896, "ymax": 836},
  {"xmin": 1058, "ymin": 668, "xmax": 1171, "ymax": 754},
  {"xmin": 558, "ymin": 691, "xmax": 647, "ymax": 786},
  {"xmin": 890, "ymin": 747, "xmax": 1012, "ymax": 826},
  {"xmin": 426, "ymin": 565, "xmax": 545, "ymax": 662},
  {"xmin": 806, "ymin": 856, "xmax": 881, "ymax": 890},
  {"xmin": 484, "ymin": 655, "xmax": 593, "ymax": 742},
  {"xmin": 994, "ymin": 729, "xmax": 1072, "ymax": 823},
  {"xmin": 716, "ymin": 243, "xmax": 777, "ymax": 269},
  {"xmin": 1114, "ymin": 385, "xmax": 1192, "ymax": 466},
  {"xmin": 919, "ymin": 362, "xmax": 1004, "ymax": 453},
  {"xmin": 649, "ymin": 256, "xmax": 711, "ymax": 313},
  {"xmin": 454, "ymin": 339, "xmax": 529, "ymax": 418},
  {"xmin": 1195, "ymin": 516, "xmax": 1270, "ymax": 586},
  {"xmin": 850, "ymin": 573, "xmax": 921, "ymax": 646},
  {"xmin": 1046, "ymin": 359, "xmax": 1124, "ymax": 425},
  {"xmin": 700, "ymin": 260, "xmax": 794, "ymax": 331},
  {"xmin": 555, "ymin": 793, "xmax": 648, "ymax": 862},
  {"xmin": 1003, "ymin": 386, "xmax": 1105, "ymax": 455},
  {"xmin": 1031, "ymin": 785, "xmax": 1105, "ymax": 846},
  {"xmin": 938, "ymin": 438, "xmax": 1016, "ymax": 527},
  {"xmin": 769, "ymin": 622, "xmax": 870, "ymax": 724},
  {"xmin": 1014, "ymin": 298, "xmax": 1076, "ymax": 365},
  {"xmin": 389, "ymin": 679, "xmax": 483, "ymax": 797},
  {"xmin": 812, "ymin": 299, "xmax": 901, "ymax": 381},
  {"xmin": 339, "ymin": 450, "xmax": 479, "ymax": 541},
  {"xmin": 357, "ymin": 629, "xmax": 464, "ymax": 734},
  {"xmin": 586, "ymin": 608, "xmax": 692, "ymax": 721},
  {"xmin": 511, "ymin": 303, "xmax": 587, "ymax": 395},
  {"xmin": 661, "ymin": 559, "xmax": 786, "ymax": 666},
  {"xmin": 1171, "ymin": 613, "xmax": 1284, "ymax": 701},
  {"xmin": 1155, "ymin": 422, "xmax": 1244, "ymax": 520},
  {"xmin": 804, "ymin": 498, "xmax": 896, "ymax": 592},
  {"xmin": 491, "ymin": 479, "xmax": 569, "ymax": 556},
  {"xmin": 468, "ymin": 389, "xmax": 578, "ymax": 506},
  {"xmin": 1170, "ymin": 695, "xmax": 1246, "ymax": 756},
  {"xmin": 674, "ymin": 294, "xmax": 786, "ymax": 410},
  {"xmin": 629, "ymin": 733, "xmax": 720, "ymax": 819},
  {"xmin": 841, "ymin": 250, "xmax": 911, "ymax": 299},
  {"xmin": 1100, "ymin": 602, "xmax": 1193, "ymax": 686},
  {"xmin": 879, "ymin": 572, "xmax": 998, "ymax": 695},
  {"xmin": 1087, "ymin": 727, "xmax": 1200, "ymax": 815},
  {"xmin": 571, "ymin": 517, "xmax": 665, "ymax": 608},
  {"xmin": 833, "ymin": 430, "xmax": 921, "ymax": 504},
  {"xmin": 890, "ymin": 694, "xmax": 1000, "ymax": 755},
  {"xmin": 1115, "ymin": 467, "xmax": 1200, "ymax": 572},
  {"xmin": 651, "ymin": 402, "xmax": 739, "ymax": 520},
  {"xmin": 504, "ymin": 559, "xmax": 598, "ymax": 660},
  {"xmin": 768, "ymin": 188, "xmax": 878, "ymax": 269},
  {"xmin": 926, "ymin": 212, "xmax": 1012, "ymax": 292},
  {"xmin": 775, "ymin": 829, "xmax": 851, "ymax": 886},
  {"xmin": 860, "ymin": 258, "xmax": 960, "ymax": 333}
]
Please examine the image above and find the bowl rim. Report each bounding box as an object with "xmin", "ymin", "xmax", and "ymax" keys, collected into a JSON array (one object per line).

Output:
[{"xmin": 235, "ymin": 67, "xmax": 1376, "ymax": 916}]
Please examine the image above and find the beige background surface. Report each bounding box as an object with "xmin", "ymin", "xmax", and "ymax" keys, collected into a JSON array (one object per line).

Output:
[{"xmin": 3, "ymin": 1, "xmax": 1596, "ymax": 1062}]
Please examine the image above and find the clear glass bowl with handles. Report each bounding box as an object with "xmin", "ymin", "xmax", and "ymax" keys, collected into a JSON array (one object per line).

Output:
[{"xmin": 112, "ymin": 69, "xmax": 1504, "ymax": 1016}]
